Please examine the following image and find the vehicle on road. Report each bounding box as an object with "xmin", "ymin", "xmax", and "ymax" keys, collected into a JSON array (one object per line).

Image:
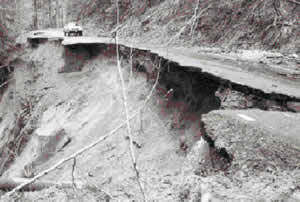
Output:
[
  {"xmin": 33, "ymin": 31, "xmax": 45, "ymax": 36},
  {"xmin": 64, "ymin": 22, "xmax": 83, "ymax": 37}
]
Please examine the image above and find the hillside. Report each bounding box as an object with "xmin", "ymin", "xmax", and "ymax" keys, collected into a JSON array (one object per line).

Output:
[
  {"xmin": 0, "ymin": 0, "xmax": 299, "ymax": 201},
  {"xmin": 72, "ymin": 0, "xmax": 300, "ymax": 51},
  {"xmin": 2, "ymin": 0, "xmax": 300, "ymax": 51}
]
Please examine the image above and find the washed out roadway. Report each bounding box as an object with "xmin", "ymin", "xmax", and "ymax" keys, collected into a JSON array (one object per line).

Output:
[
  {"xmin": 25, "ymin": 30, "xmax": 300, "ymax": 171},
  {"xmin": 27, "ymin": 29, "xmax": 300, "ymax": 99}
]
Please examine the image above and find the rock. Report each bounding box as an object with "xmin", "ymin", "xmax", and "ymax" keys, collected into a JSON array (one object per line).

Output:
[
  {"xmin": 203, "ymin": 111, "xmax": 300, "ymax": 171},
  {"xmin": 188, "ymin": 137, "xmax": 210, "ymax": 164},
  {"xmin": 184, "ymin": 137, "xmax": 212, "ymax": 177},
  {"xmin": 290, "ymin": 191, "xmax": 300, "ymax": 201},
  {"xmin": 88, "ymin": 172, "xmax": 95, "ymax": 177},
  {"xmin": 193, "ymin": 110, "xmax": 300, "ymax": 200},
  {"xmin": 32, "ymin": 128, "xmax": 69, "ymax": 165},
  {"xmin": 216, "ymin": 88, "xmax": 251, "ymax": 109},
  {"xmin": 163, "ymin": 179, "xmax": 172, "ymax": 185},
  {"xmin": 201, "ymin": 192, "xmax": 223, "ymax": 202},
  {"xmin": 287, "ymin": 101, "xmax": 300, "ymax": 112}
]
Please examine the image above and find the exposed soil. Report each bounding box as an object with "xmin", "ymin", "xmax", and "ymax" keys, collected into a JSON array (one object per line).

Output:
[
  {"xmin": 0, "ymin": 0, "xmax": 300, "ymax": 201},
  {"xmin": 0, "ymin": 37, "xmax": 298, "ymax": 201}
]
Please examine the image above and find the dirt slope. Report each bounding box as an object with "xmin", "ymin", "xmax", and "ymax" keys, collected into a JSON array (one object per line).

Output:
[
  {"xmin": 0, "ymin": 41, "xmax": 193, "ymax": 201},
  {"xmin": 0, "ymin": 34, "xmax": 298, "ymax": 201},
  {"xmin": 0, "ymin": 0, "xmax": 300, "ymax": 201}
]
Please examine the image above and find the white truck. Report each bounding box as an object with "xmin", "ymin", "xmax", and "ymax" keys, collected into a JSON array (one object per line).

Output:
[{"xmin": 64, "ymin": 22, "xmax": 83, "ymax": 37}]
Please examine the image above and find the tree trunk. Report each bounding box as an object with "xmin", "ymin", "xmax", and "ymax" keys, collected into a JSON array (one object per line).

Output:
[
  {"xmin": 48, "ymin": 0, "xmax": 51, "ymax": 28},
  {"xmin": 55, "ymin": 0, "xmax": 59, "ymax": 27},
  {"xmin": 33, "ymin": 0, "xmax": 38, "ymax": 29},
  {"xmin": 0, "ymin": 178, "xmax": 83, "ymax": 191},
  {"xmin": 62, "ymin": 0, "xmax": 65, "ymax": 26}
]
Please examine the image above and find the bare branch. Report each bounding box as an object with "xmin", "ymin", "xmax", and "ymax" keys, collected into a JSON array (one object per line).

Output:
[
  {"xmin": 0, "ymin": 178, "xmax": 84, "ymax": 191},
  {"xmin": 190, "ymin": 0, "xmax": 201, "ymax": 42},
  {"xmin": 167, "ymin": 6, "xmax": 210, "ymax": 45}
]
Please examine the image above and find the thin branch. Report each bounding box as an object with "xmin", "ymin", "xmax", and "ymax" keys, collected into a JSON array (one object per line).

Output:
[
  {"xmin": 190, "ymin": 0, "xmax": 201, "ymax": 42},
  {"xmin": 167, "ymin": 6, "xmax": 210, "ymax": 45},
  {"xmin": 128, "ymin": 47, "xmax": 133, "ymax": 87},
  {"xmin": 115, "ymin": 0, "xmax": 146, "ymax": 201},
  {"xmin": 139, "ymin": 59, "xmax": 161, "ymax": 133},
  {"xmin": 143, "ymin": 60, "xmax": 161, "ymax": 107}
]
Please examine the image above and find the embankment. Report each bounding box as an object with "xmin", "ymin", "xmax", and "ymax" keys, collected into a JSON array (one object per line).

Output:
[{"xmin": 0, "ymin": 36, "xmax": 299, "ymax": 201}]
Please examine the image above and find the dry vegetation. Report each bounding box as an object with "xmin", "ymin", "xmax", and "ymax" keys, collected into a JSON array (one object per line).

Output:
[{"xmin": 73, "ymin": 0, "xmax": 300, "ymax": 51}]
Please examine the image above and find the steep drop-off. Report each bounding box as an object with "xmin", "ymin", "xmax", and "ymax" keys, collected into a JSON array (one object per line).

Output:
[{"xmin": 0, "ymin": 33, "xmax": 299, "ymax": 200}]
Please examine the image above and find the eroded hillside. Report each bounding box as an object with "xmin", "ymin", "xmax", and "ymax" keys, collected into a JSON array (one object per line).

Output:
[{"xmin": 0, "ymin": 0, "xmax": 300, "ymax": 201}]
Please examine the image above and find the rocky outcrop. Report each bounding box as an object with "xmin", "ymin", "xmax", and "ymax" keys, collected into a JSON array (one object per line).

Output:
[
  {"xmin": 179, "ymin": 109, "xmax": 300, "ymax": 201},
  {"xmin": 202, "ymin": 110, "xmax": 300, "ymax": 172}
]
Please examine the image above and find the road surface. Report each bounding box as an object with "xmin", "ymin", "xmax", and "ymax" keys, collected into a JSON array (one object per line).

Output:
[{"xmin": 206, "ymin": 109, "xmax": 300, "ymax": 148}]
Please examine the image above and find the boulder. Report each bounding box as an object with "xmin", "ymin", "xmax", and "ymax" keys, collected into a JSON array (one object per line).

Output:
[{"xmin": 32, "ymin": 128, "xmax": 70, "ymax": 165}]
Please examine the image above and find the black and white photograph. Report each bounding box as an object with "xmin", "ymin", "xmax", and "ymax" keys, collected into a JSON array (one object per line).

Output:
[{"xmin": 0, "ymin": 0, "xmax": 299, "ymax": 201}]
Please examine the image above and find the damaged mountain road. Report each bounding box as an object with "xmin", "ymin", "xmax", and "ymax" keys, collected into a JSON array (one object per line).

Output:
[
  {"xmin": 1, "ymin": 29, "xmax": 299, "ymax": 201},
  {"xmin": 27, "ymin": 29, "xmax": 300, "ymax": 100}
]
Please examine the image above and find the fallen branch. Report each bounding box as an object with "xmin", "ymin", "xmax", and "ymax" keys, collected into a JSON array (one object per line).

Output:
[{"xmin": 0, "ymin": 178, "xmax": 84, "ymax": 192}]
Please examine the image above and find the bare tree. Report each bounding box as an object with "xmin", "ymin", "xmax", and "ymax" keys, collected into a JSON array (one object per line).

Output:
[
  {"xmin": 55, "ymin": 0, "xmax": 60, "ymax": 27},
  {"xmin": 47, "ymin": 0, "xmax": 51, "ymax": 27},
  {"xmin": 14, "ymin": 0, "xmax": 18, "ymax": 31},
  {"xmin": 33, "ymin": 0, "xmax": 38, "ymax": 29},
  {"xmin": 62, "ymin": 0, "xmax": 66, "ymax": 26}
]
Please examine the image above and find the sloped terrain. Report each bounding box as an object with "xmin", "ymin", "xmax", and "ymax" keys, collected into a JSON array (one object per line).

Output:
[
  {"xmin": 72, "ymin": 0, "xmax": 300, "ymax": 51},
  {"xmin": 0, "ymin": 0, "xmax": 300, "ymax": 201},
  {"xmin": 0, "ymin": 41, "xmax": 188, "ymax": 201},
  {"xmin": 0, "ymin": 36, "xmax": 298, "ymax": 201}
]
